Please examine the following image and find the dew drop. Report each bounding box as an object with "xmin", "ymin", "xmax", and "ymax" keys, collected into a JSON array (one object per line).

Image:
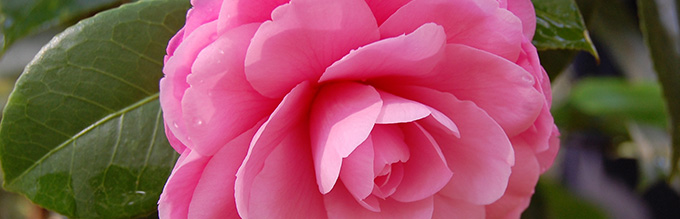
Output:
[
  {"xmin": 521, "ymin": 74, "xmax": 534, "ymax": 85},
  {"xmin": 173, "ymin": 122, "xmax": 179, "ymax": 129}
]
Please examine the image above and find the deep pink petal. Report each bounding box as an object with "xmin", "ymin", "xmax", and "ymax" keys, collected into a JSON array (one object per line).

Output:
[
  {"xmin": 319, "ymin": 23, "xmax": 446, "ymax": 83},
  {"xmin": 364, "ymin": 0, "xmax": 412, "ymax": 25},
  {"xmin": 158, "ymin": 149, "xmax": 209, "ymax": 219},
  {"xmin": 160, "ymin": 21, "xmax": 218, "ymax": 148},
  {"xmin": 391, "ymin": 86, "xmax": 514, "ymax": 205},
  {"xmin": 217, "ymin": 0, "xmax": 289, "ymax": 34},
  {"xmin": 375, "ymin": 91, "xmax": 431, "ymax": 124},
  {"xmin": 186, "ymin": 124, "xmax": 260, "ymax": 219},
  {"xmin": 340, "ymin": 136, "xmax": 376, "ymax": 203},
  {"xmin": 485, "ymin": 141, "xmax": 540, "ymax": 219},
  {"xmin": 310, "ymin": 82, "xmax": 382, "ymax": 194},
  {"xmin": 390, "ymin": 123, "xmax": 452, "ymax": 202},
  {"xmin": 182, "ymin": 23, "xmax": 277, "ymax": 156},
  {"xmin": 247, "ymin": 125, "xmax": 327, "ymax": 218},
  {"xmin": 245, "ymin": 0, "xmax": 380, "ymax": 98},
  {"xmin": 324, "ymin": 183, "xmax": 434, "ymax": 219},
  {"xmin": 380, "ymin": 0, "xmax": 523, "ymax": 61},
  {"xmin": 424, "ymin": 44, "xmax": 543, "ymax": 137},
  {"xmin": 506, "ymin": 0, "xmax": 536, "ymax": 39},
  {"xmin": 234, "ymin": 82, "xmax": 315, "ymax": 218},
  {"xmin": 433, "ymin": 195, "xmax": 485, "ymax": 219}
]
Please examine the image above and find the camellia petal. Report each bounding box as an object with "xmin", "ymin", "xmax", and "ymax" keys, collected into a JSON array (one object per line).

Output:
[
  {"xmin": 217, "ymin": 0, "xmax": 290, "ymax": 34},
  {"xmin": 324, "ymin": 183, "xmax": 435, "ymax": 219},
  {"xmin": 433, "ymin": 195, "xmax": 485, "ymax": 219},
  {"xmin": 247, "ymin": 126, "xmax": 327, "ymax": 218},
  {"xmin": 244, "ymin": 0, "xmax": 380, "ymax": 98},
  {"xmin": 160, "ymin": 20, "xmax": 219, "ymax": 149},
  {"xmin": 339, "ymin": 137, "xmax": 378, "ymax": 210},
  {"xmin": 310, "ymin": 82, "xmax": 383, "ymax": 194},
  {"xmin": 182, "ymin": 23, "xmax": 277, "ymax": 156},
  {"xmin": 233, "ymin": 82, "xmax": 315, "ymax": 218},
  {"xmin": 319, "ymin": 23, "xmax": 446, "ymax": 83},
  {"xmin": 380, "ymin": 0, "xmax": 523, "ymax": 61}
]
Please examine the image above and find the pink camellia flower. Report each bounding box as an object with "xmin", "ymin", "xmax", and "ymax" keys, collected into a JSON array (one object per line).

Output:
[{"xmin": 158, "ymin": 0, "xmax": 560, "ymax": 218}]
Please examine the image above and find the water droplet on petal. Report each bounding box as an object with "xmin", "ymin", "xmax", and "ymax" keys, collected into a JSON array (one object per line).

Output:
[{"xmin": 173, "ymin": 122, "xmax": 179, "ymax": 129}]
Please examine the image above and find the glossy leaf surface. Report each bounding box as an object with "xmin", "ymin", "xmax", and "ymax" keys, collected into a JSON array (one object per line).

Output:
[
  {"xmin": 0, "ymin": 0, "xmax": 130, "ymax": 54},
  {"xmin": 531, "ymin": 0, "xmax": 598, "ymax": 58},
  {"xmin": 0, "ymin": 0, "xmax": 189, "ymax": 217}
]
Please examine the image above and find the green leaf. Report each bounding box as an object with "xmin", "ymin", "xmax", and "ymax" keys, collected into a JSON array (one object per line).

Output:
[
  {"xmin": 570, "ymin": 78, "xmax": 668, "ymax": 127},
  {"xmin": 531, "ymin": 0, "xmax": 598, "ymax": 59},
  {"xmin": 0, "ymin": 0, "xmax": 189, "ymax": 217},
  {"xmin": 0, "ymin": 0, "xmax": 130, "ymax": 55},
  {"xmin": 637, "ymin": 0, "xmax": 680, "ymax": 179}
]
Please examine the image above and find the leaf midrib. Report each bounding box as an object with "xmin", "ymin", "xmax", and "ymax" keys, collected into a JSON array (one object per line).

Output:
[{"xmin": 5, "ymin": 93, "xmax": 161, "ymax": 187}]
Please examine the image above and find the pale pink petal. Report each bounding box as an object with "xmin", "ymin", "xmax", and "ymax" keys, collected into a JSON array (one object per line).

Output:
[
  {"xmin": 164, "ymin": 123, "xmax": 186, "ymax": 153},
  {"xmin": 166, "ymin": 28, "xmax": 185, "ymax": 57},
  {"xmin": 372, "ymin": 162, "xmax": 405, "ymax": 199},
  {"xmin": 324, "ymin": 183, "xmax": 434, "ymax": 219},
  {"xmin": 183, "ymin": 0, "xmax": 221, "ymax": 38},
  {"xmin": 485, "ymin": 141, "xmax": 539, "ymax": 219},
  {"xmin": 375, "ymin": 91, "xmax": 431, "ymax": 124},
  {"xmin": 364, "ymin": 0, "xmax": 412, "ymax": 25},
  {"xmin": 319, "ymin": 23, "xmax": 446, "ymax": 83},
  {"xmin": 310, "ymin": 83, "xmax": 382, "ymax": 194},
  {"xmin": 217, "ymin": 0, "xmax": 289, "ymax": 34},
  {"xmin": 516, "ymin": 105, "xmax": 553, "ymax": 152},
  {"xmin": 390, "ymin": 123, "xmax": 452, "ymax": 202},
  {"xmin": 433, "ymin": 195, "xmax": 485, "ymax": 219},
  {"xmin": 424, "ymin": 44, "xmax": 543, "ymax": 137},
  {"xmin": 234, "ymin": 82, "xmax": 315, "ymax": 218},
  {"xmin": 418, "ymin": 108, "xmax": 460, "ymax": 137},
  {"xmin": 380, "ymin": 0, "xmax": 523, "ymax": 61},
  {"xmin": 182, "ymin": 23, "xmax": 277, "ymax": 156},
  {"xmin": 244, "ymin": 0, "xmax": 380, "ymax": 98},
  {"xmin": 160, "ymin": 20, "xmax": 218, "ymax": 148},
  {"xmin": 519, "ymin": 40, "xmax": 552, "ymax": 105},
  {"xmin": 371, "ymin": 125, "xmax": 410, "ymax": 175},
  {"xmin": 158, "ymin": 149, "xmax": 209, "ymax": 219},
  {"xmin": 506, "ymin": 0, "xmax": 536, "ymax": 39},
  {"xmin": 340, "ymin": 136, "xmax": 376, "ymax": 203},
  {"xmin": 537, "ymin": 126, "xmax": 560, "ymax": 173},
  {"xmin": 187, "ymin": 123, "xmax": 260, "ymax": 219},
  {"xmin": 391, "ymin": 86, "xmax": 514, "ymax": 205},
  {"xmin": 247, "ymin": 126, "xmax": 327, "ymax": 218}
]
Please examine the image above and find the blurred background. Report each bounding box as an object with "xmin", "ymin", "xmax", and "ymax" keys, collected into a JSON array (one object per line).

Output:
[{"xmin": 0, "ymin": 0, "xmax": 679, "ymax": 218}]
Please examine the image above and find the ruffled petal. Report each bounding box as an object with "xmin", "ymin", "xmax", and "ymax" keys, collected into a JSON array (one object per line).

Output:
[
  {"xmin": 234, "ymin": 82, "xmax": 315, "ymax": 218},
  {"xmin": 310, "ymin": 83, "xmax": 383, "ymax": 194},
  {"xmin": 371, "ymin": 125, "xmax": 410, "ymax": 177},
  {"xmin": 423, "ymin": 44, "xmax": 543, "ymax": 137},
  {"xmin": 160, "ymin": 21, "xmax": 218, "ymax": 148},
  {"xmin": 375, "ymin": 91, "xmax": 431, "ymax": 124},
  {"xmin": 506, "ymin": 0, "xmax": 536, "ymax": 39},
  {"xmin": 186, "ymin": 124, "xmax": 260, "ymax": 219},
  {"xmin": 217, "ymin": 0, "xmax": 290, "ymax": 34},
  {"xmin": 433, "ymin": 195, "xmax": 485, "ymax": 219},
  {"xmin": 391, "ymin": 86, "xmax": 514, "ymax": 205},
  {"xmin": 339, "ymin": 136, "xmax": 376, "ymax": 205},
  {"xmin": 324, "ymin": 183, "xmax": 435, "ymax": 219},
  {"xmin": 182, "ymin": 23, "xmax": 277, "ymax": 156},
  {"xmin": 158, "ymin": 150, "xmax": 209, "ymax": 219},
  {"xmin": 380, "ymin": 0, "xmax": 523, "ymax": 61},
  {"xmin": 319, "ymin": 23, "xmax": 446, "ymax": 83},
  {"xmin": 390, "ymin": 123, "xmax": 452, "ymax": 202},
  {"xmin": 485, "ymin": 141, "xmax": 539, "ymax": 219},
  {"xmin": 247, "ymin": 125, "xmax": 327, "ymax": 218},
  {"xmin": 245, "ymin": 0, "xmax": 380, "ymax": 97}
]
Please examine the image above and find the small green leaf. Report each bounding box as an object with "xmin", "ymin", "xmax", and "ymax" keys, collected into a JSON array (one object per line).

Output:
[
  {"xmin": 0, "ymin": 0, "xmax": 130, "ymax": 55},
  {"xmin": 637, "ymin": 0, "xmax": 680, "ymax": 179},
  {"xmin": 570, "ymin": 78, "xmax": 668, "ymax": 127},
  {"xmin": 0, "ymin": 0, "xmax": 189, "ymax": 218},
  {"xmin": 531, "ymin": 0, "xmax": 598, "ymax": 59}
]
